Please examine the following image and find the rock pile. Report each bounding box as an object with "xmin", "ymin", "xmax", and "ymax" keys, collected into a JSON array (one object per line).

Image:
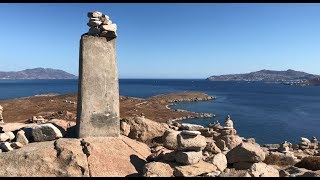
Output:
[
  {"xmin": 0, "ymin": 119, "xmax": 69, "ymax": 153},
  {"xmin": 0, "ymin": 105, "xmax": 4, "ymax": 123},
  {"xmin": 85, "ymin": 11, "xmax": 117, "ymax": 39}
]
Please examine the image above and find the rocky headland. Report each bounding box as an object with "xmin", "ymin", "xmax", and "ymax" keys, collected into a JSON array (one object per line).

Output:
[
  {"xmin": 0, "ymin": 68, "xmax": 77, "ymax": 80},
  {"xmin": 0, "ymin": 92, "xmax": 318, "ymax": 177}
]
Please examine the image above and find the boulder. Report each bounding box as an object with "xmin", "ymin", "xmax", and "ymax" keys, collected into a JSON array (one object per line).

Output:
[
  {"xmin": 215, "ymin": 139, "xmax": 228, "ymax": 151},
  {"xmin": 226, "ymin": 142, "xmax": 265, "ymax": 163},
  {"xmin": 282, "ymin": 166, "xmax": 309, "ymax": 177},
  {"xmin": 162, "ymin": 150, "xmax": 177, "ymax": 162},
  {"xmin": 211, "ymin": 153, "xmax": 227, "ymax": 171},
  {"xmin": 88, "ymin": 27, "xmax": 100, "ymax": 35},
  {"xmin": 295, "ymin": 156, "xmax": 320, "ymax": 171},
  {"xmin": 220, "ymin": 128, "xmax": 237, "ymax": 136},
  {"xmin": 87, "ymin": 11, "xmax": 103, "ymax": 18},
  {"xmin": 219, "ymin": 135, "xmax": 243, "ymax": 150},
  {"xmin": 204, "ymin": 141, "xmax": 221, "ymax": 154},
  {"xmin": 5, "ymin": 132, "xmax": 15, "ymax": 140},
  {"xmin": 100, "ymin": 31, "xmax": 117, "ymax": 38},
  {"xmin": 177, "ymin": 134, "xmax": 206, "ymax": 151},
  {"xmin": 263, "ymin": 151, "xmax": 297, "ymax": 167},
  {"xmin": 16, "ymin": 130, "xmax": 29, "ymax": 145},
  {"xmin": 32, "ymin": 123, "xmax": 63, "ymax": 142},
  {"xmin": 299, "ymin": 170, "xmax": 320, "ymax": 177},
  {"xmin": 180, "ymin": 123, "xmax": 204, "ymax": 131},
  {"xmin": 124, "ymin": 117, "xmax": 169, "ymax": 145},
  {"xmin": 219, "ymin": 168, "xmax": 250, "ymax": 177},
  {"xmin": 120, "ymin": 120, "xmax": 131, "ymax": 136},
  {"xmin": 162, "ymin": 130, "xmax": 180, "ymax": 150},
  {"xmin": 248, "ymin": 162, "xmax": 279, "ymax": 177},
  {"xmin": 142, "ymin": 162, "xmax": 174, "ymax": 177},
  {"xmin": 301, "ymin": 137, "xmax": 311, "ymax": 144},
  {"xmin": 87, "ymin": 21, "xmax": 102, "ymax": 27},
  {"xmin": 175, "ymin": 151, "xmax": 202, "ymax": 165},
  {"xmin": 173, "ymin": 161, "xmax": 217, "ymax": 177}
]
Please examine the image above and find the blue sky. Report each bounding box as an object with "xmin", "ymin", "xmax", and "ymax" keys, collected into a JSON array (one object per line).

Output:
[{"xmin": 0, "ymin": 3, "xmax": 320, "ymax": 78}]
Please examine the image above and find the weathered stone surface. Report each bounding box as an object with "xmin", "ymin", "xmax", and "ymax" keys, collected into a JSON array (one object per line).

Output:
[
  {"xmin": 181, "ymin": 130, "xmax": 201, "ymax": 136},
  {"xmin": 219, "ymin": 135, "xmax": 243, "ymax": 150},
  {"xmin": 120, "ymin": 120, "xmax": 130, "ymax": 136},
  {"xmin": 264, "ymin": 151, "xmax": 297, "ymax": 167},
  {"xmin": 295, "ymin": 156, "xmax": 320, "ymax": 171},
  {"xmin": 204, "ymin": 141, "xmax": 221, "ymax": 154},
  {"xmin": 180, "ymin": 123, "xmax": 204, "ymax": 131},
  {"xmin": 298, "ymin": 170, "xmax": 320, "ymax": 177},
  {"xmin": 77, "ymin": 36, "xmax": 119, "ymax": 137},
  {"xmin": 282, "ymin": 166, "xmax": 309, "ymax": 177},
  {"xmin": 84, "ymin": 136, "xmax": 151, "ymax": 177},
  {"xmin": 100, "ymin": 31, "xmax": 117, "ymax": 38},
  {"xmin": 0, "ymin": 123, "xmax": 37, "ymax": 132},
  {"xmin": 173, "ymin": 161, "xmax": 217, "ymax": 177},
  {"xmin": 211, "ymin": 153, "xmax": 227, "ymax": 171},
  {"xmin": 162, "ymin": 150, "xmax": 177, "ymax": 162},
  {"xmin": 32, "ymin": 123, "xmax": 63, "ymax": 142},
  {"xmin": 0, "ymin": 139, "xmax": 89, "ymax": 176},
  {"xmin": 124, "ymin": 116, "xmax": 169, "ymax": 145},
  {"xmin": 175, "ymin": 151, "xmax": 202, "ymax": 165},
  {"xmin": 177, "ymin": 134, "xmax": 206, "ymax": 151},
  {"xmin": 16, "ymin": 130, "xmax": 29, "ymax": 145},
  {"xmin": 143, "ymin": 162, "xmax": 174, "ymax": 177},
  {"xmin": 215, "ymin": 139, "xmax": 228, "ymax": 151},
  {"xmin": 162, "ymin": 130, "xmax": 180, "ymax": 150},
  {"xmin": 248, "ymin": 162, "xmax": 279, "ymax": 177},
  {"xmin": 226, "ymin": 142, "xmax": 265, "ymax": 163},
  {"xmin": 100, "ymin": 24, "xmax": 117, "ymax": 32}
]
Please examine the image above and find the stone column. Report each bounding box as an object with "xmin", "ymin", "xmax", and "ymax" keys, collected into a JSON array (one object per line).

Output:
[{"xmin": 76, "ymin": 12, "xmax": 119, "ymax": 138}]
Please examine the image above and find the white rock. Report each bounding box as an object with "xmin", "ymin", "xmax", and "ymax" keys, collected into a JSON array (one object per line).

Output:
[
  {"xmin": 100, "ymin": 24, "xmax": 117, "ymax": 32},
  {"xmin": 301, "ymin": 137, "xmax": 311, "ymax": 143},
  {"xmin": 0, "ymin": 133, "xmax": 10, "ymax": 142},
  {"xmin": 211, "ymin": 153, "xmax": 228, "ymax": 171},
  {"xmin": 180, "ymin": 123, "xmax": 204, "ymax": 131},
  {"xmin": 181, "ymin": 130, "xmax": 201, "ymax": 136},
  {"xmin": 16, "ymin": 130, "xmax": 29, "ymax": 145},
  {"xmin": 4, "ymin": 132, "xmax": 15, "ymax": 140}
]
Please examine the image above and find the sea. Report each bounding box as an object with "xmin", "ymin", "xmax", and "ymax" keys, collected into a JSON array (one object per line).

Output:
[{"xmin": 0, "ymin": 79, "xmax": 319, "ymax": 145}]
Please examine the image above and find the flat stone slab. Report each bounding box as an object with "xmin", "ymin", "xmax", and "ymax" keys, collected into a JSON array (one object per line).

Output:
[{"xmin": 181, "ymin": 130, "xmax": 201, "ymax": 136}]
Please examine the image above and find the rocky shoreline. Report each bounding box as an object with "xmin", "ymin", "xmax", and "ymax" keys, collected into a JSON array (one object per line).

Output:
[{"xmin": 0, "ymin": 92, "xmax": 319, "ymax": 177}]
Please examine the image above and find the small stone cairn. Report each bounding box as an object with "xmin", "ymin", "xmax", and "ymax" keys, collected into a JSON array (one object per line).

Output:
[
  {"xmin": 0, "ymin": 105, "xmax": 4, "ymax": 123},
  {"xmin": 86, "ymin": 11, "xmax": 117, "ymax": 39}
]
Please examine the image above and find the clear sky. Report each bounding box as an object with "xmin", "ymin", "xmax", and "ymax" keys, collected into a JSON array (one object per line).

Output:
[{"xmin": 0, "ymin": 3, "xmax": 320, "ymax": 79}]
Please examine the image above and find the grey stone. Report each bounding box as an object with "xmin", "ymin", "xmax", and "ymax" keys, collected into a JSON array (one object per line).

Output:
[
  {"xmin": 87, "ymin": 21, "xmax": 102, "ymax": 27},
  {"xmin": 177, "ymin": 133, "xmax": 206, "ymax": 151},
  {"xmin": 76, "ymin": 36, "xmax": 119, "ymax": 137},
  {"xmin": 180, "ymin": 123, "xmax": 204, "ymax": 131},
  {"xmin": 10, "ymin": 142, "xmax": 23, "ymax": 149},
  {"xmin": 226, "ymin": 142, "xmax": 265, "ymax": 163},
  {"xmin": 87, "ymin": 27, "xmax": 100, "ymax": 35},
  {"xmin": 32, "ymin": 123, "xmax": 63, "ymax": 142},
  {"xmin": 162, "ymin": 130, "xmax": 179, "ymax": 150},
  {"xmin": 175, "ymin": 151, "xmax": 202, "ymax": 165},
  {"xmin": 181, "ymin": 130, "xmax": 201, "ymax": 136},
  {"xmin": 211, "ymin": 153, "xmax": 227, "ymax": 171},
  {"xmin": 100, "ymin": 31, "xmax": 117, "ymax": 39}
]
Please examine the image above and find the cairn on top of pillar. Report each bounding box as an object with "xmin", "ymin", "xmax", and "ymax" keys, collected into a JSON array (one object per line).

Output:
[
  {"xmin": 76, "ymin": 11, "xmax": 120, "ymax": 138},
  {"xmin": 86, "ymin": 11, "xmax": 117, "ymax": 40}
]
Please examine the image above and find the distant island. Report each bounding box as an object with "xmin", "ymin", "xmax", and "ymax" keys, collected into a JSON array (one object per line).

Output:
[
  {"xmin": 0, "ymin": 68, "xmax": 77, "ymax": 79},
  {"xmin": 207, "ymin": 69, "xmax": 320, "ymax": 86}
]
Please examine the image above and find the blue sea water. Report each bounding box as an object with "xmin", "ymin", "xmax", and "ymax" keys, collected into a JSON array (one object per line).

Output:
[{"xmin": 0, "ymin": 79, "xmax": 319, "ymax": 144}]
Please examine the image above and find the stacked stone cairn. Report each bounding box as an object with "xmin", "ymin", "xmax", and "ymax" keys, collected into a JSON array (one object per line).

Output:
[
  {"xmin": 143, "ymin": 115, "xmax": 283, "ymax": 177},
  {"xmin": 86, "ymin": 11, "xmax": 117, "ymax": 39},
  {"xmin": 0, "ymin": 105, "xmax": 4, "ymax": 123}
]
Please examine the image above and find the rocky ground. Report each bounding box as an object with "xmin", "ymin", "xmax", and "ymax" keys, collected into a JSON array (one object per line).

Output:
[
  {"xmin": 0, "ymin": 92, "xmax": 214, "ymax": 123},
  {"xmin": 0, "ymin": 92, "xmax": 319, "ymax": 177}
]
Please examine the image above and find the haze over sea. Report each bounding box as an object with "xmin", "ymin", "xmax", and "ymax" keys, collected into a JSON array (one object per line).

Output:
[{"xmin": 0, "ymin": 79, "xmax": 319, "ymax": 145}]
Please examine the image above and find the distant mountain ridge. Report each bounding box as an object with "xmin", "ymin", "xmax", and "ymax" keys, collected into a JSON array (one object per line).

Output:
[
  {"xmin": 0, "ymin": 68, "xmax": 77, "ymax": 79},
  {"xmin": 207, "ymin": 69, "xmax": 320, "ymax": 82}
]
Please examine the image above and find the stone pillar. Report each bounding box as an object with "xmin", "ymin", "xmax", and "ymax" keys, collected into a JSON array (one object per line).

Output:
[{"xmin": 76, "ymin": 12, "xmax": 119, "ymax": 138}]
